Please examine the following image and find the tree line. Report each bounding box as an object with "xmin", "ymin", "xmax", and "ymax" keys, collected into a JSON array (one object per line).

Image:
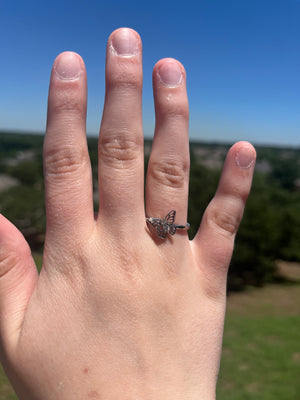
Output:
[{"xmin": 0, "ymin": 132, "xmax": 299, "ymax": 290}]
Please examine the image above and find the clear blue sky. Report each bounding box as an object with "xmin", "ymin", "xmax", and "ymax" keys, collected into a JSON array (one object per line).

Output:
[{"xmin": 0, "ymin": 0, "xmax": 299, "ymax": 145}]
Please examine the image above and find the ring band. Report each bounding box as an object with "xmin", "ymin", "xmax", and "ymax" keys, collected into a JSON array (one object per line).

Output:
[{"xmin": 146, "ymin": 210, "xmax": 190, "ymax": 239}]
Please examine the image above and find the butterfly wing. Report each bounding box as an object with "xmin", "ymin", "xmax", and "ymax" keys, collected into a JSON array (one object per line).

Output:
[
  {"xmin": 164, "ymin": 210, "xmax": 176, "ymax": 224},
  {"xmin": 169, "ymin": 224, "xmax": 177, "ymax": 235},
  {"xmin": 147, "ymin": 217, "xmax": 161, "ymax": 229}
]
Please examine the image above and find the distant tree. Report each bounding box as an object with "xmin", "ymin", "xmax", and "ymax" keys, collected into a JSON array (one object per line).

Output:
[
  {"xmin": 188, "ymin": 160, "xmax": 219, "ymax": 239},
  {"xmin": 276, "ymin": 194, "xmax": 300, "ymax": 261},
  {"xmin": 269, "ymin": 157, "xmax": 300, "ymax": 191},
  {"xmin": 1, "ymin": 133, "xmax": 299, "ymax": 289},
  {"xmin": 228, "ymin": 174, "xmax": 279, "ymax": 289},
  {"xmin": 188, "ymin": 159, "xmax": 300, "ymax": 291},
  {"xmin": 0, "ymin": 184, "xmax": 45, "ymax": 250},
  {"xmin": 6, "ymin": 160, "xmax": 43, "ymax": 186}
]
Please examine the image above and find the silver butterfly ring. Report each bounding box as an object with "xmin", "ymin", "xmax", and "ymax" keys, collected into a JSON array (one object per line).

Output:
[{"xmin": 146, "ymin": 210, "xmax": 190, "ymax": 239}]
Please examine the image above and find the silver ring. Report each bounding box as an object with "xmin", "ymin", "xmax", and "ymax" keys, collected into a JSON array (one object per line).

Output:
[{"xmin": 146, "ymin": 210, "xmax": 190, "ymax": 239}]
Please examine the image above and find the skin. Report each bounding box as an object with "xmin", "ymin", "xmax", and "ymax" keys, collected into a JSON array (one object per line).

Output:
[{"xmin": 0, "ymin": 28, "xmax": 256, "ymax": 400}]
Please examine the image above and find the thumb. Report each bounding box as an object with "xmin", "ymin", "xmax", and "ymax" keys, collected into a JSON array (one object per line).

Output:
[{"xmin": 0, "ymin": 214, "xmax": 38, "ymax": 351}]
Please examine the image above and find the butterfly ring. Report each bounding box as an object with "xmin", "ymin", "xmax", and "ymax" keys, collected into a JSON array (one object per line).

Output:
[{"xmin": 146, "ymin": 210, "xmax": 190, "ymax": 239}]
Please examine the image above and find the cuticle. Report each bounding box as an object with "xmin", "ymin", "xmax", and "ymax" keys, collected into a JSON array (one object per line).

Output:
[
  {"xmin": 157, "ymin": 69, "xmax": 183, "ymax": 88},
  {"xmin": 109, "ymin": 41, "xmax": 139, "ymax": 58},
  {"xmin": 53, "ymin": 64, "xmax": 83, "ymax": 81}
]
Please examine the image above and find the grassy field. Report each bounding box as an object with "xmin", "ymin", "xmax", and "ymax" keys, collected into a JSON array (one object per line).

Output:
[
  {"xmin": 217, "ymin": 281, "xmax": 300, "ymax": 399},
  {"xmin": 0, "ymin": 264, "xmax": 299, "ymax": 400}
]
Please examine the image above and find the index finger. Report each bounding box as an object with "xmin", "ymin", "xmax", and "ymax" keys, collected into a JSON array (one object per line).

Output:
[{"xmin": 44, "ymin": 52, "xmax": 94, "ymax": 247}]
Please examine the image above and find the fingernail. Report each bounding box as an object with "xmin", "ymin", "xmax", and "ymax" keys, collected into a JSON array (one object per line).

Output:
[
  {"xmin": 157, "ymin": 61, "xmax": 183, "ymax": 87},
  {"xmin": 54, "ymin": 52, "xmax": 83, "ymax": 80},
  {"xmin": 111, "ymin": 28, "xmax": 140, "ymax": 56},
  {"xmin": 236, "ymin": 146, "xmax": 255, "ymax": 169}
]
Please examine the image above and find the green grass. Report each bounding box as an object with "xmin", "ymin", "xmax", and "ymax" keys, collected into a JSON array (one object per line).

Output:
[
  {"xmin": 217, "ymin": 314, "xmax": 300, "ymax": 400},
  {"xmin": 0, "ymin": 366, "xmax": 17, "ymax": 400}
]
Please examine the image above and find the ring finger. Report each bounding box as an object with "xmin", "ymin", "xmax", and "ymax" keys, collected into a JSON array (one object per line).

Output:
[{"xmin": 146, "ymin": 58, "xmax": 190, "ymax": 236}]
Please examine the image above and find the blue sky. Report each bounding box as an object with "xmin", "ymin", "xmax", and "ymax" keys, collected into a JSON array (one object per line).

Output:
[{"xmin": 0, "ymin": 0, "xmax": 299, "ymax": 145}]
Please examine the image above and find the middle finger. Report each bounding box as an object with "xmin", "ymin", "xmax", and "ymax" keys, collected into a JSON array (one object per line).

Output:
[{"xmin": 97, "ymin": 28, "xmax": 144, "ymax": 226}]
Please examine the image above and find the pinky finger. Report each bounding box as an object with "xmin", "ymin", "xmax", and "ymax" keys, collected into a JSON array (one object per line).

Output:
[{"xmin": 192, "ymin": 142, "xmax": 256, "ymax": 290}]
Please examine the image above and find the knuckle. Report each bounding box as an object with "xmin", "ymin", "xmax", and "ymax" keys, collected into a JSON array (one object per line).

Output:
[
  {"xmin": 44, "ymin": 144, "xmax": 89, "ymax": 177},
  {"xmin": 221, "ymin": 185, "xmax": 249, "ymax": 205},
  {"xmin": 207, "ymin": 205, "xmax": 242, "ymax": 236},
  {"xmin": 99, "ymin": 130, "xmax": 142, "ymax": 166},
  {"xmin": 158, "ymin": 98, "xmax": 189, "ymax": 121},
  {"xmin": 0, "ymin": 252, "xmax": 18, "ymax": 278},
  {"xmin": 150, "ymin": 158, "xmax": 189, "ymax": 189},
  {"xmin": 0, "ymin": 242, "xmax": 30, "ymax": 279},
  {"xmin": 106, "ymin": 65, "xmax": 143, "ymax": 92},
  {"xmin": 107, "ymin": 78, "xmax": 143, "ymax": 94},
  {"xmin": 50, "ymin": 85, "xmax": 86, "ymax": 117}
]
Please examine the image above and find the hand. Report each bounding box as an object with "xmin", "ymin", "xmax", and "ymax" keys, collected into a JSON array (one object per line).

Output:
[{"xmin": 0, "ymin": 28, "xmax": 256, "ymax": 400}]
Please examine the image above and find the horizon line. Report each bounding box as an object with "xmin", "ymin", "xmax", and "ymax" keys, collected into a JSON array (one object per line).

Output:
[{"xmin": 0, "ymin": 129, "xmax": 299, "ymax": 150}]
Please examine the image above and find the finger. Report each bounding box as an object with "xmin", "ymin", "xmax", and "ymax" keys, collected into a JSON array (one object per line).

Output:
[
  {"xmin": 97, "ymin": 28, "xmax": 144, "ymax": 225},
  {"xmin": 192, "ymin": 142, "xmax": 256, "ymax": 294},
  {"xmin": 146, "ymin": 59, "xmax": 189, "ymax": 227},
  {"xmin": 44, "ymin": 52, "xmax": 94, "ymax": 246},
  {"xmin": 0, "ymin": 215, "xmax": 38, "ymax": 349}
]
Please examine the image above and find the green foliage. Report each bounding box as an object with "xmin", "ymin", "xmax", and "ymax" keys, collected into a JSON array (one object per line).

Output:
[
  {"xmin": 257, "ymin": 146, "xmax": 300, "ymax": 191},
  {"xmin": 87, "ymin": 136, "xmax": 98, "ymax": 181},
  {"xmin": 229, "ymin": 174, "xmax": 278, "ymax": 289},
  {"xmin": 0, "ymin": 184, "xmax": 45, "ymax": 250},
  {"xmin": 188, "ymin": 145, "xmax": 300, "ymax": 290},
  {"xmin": 0, "ymin": 362, "xmax": 18, "ymax": 399},
  {"xmin": 0, "ymin": 132, "xmax": 299, "ymax": 289},
  {"xmin": 277, "ymin": 198, "xmax": 300, "ymax": 261},
  {"xmin": 0, "ymin": 133, "xmax": 45, "ymax": 250},
  {"xmin": 188, "ymin": 161, "xmax": 219, "ymax": 238},
  {"xmin": 0, "ymin": 132, "xmax": 43, "ymax": 159},
  {"xmin": 229, "ymin": 172, "xmax": 300, "ymax": 289},
  {"xmin": 5, "ymin": 160, "xmax": 43, "ymax": 186}
]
